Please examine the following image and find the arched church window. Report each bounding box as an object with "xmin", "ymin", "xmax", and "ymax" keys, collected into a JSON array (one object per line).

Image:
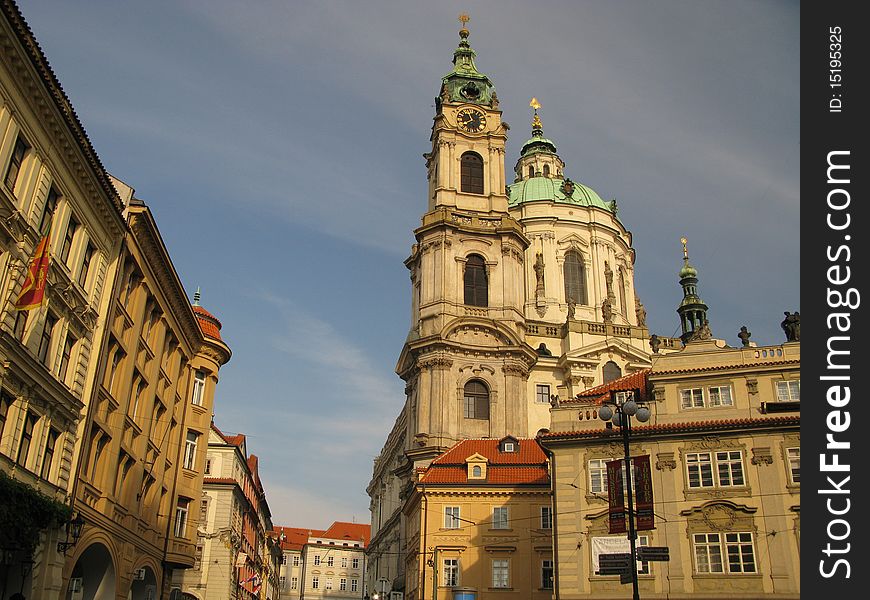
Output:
[
  {"xmin": 618, "ymin": 268, "xmax": 628, "ymax": 316},
  {"xmin": 528, "ymin": 165, "xmax": 535, "ymax": 178},
  {"xmin": 464, "ymin": 380, "xmax": 490, "ymax": 420},
  {"xmin": 472, "ymin": 465, "xmax": 482, "ymax": 477},
  {"xmin": 563, "ymin": 251, "xmax": 587, "ymax": 305},
  {"xmin": 603, "ymin": 361, "xmax": 622, "ymax": 383},
  {"xmin": 543, "ymin": 164, "xmax": 550, "ymax": 177},
  {"xmin": 461, "ymin": 152, "xmax": 484, "ymax": 194},
  {"xmin": 464, "ymin": 254, "xmax": 488, "ymax": 307}
]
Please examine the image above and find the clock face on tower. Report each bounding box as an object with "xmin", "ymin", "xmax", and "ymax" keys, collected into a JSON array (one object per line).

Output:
[{"xmin": 456, "ymin": 108, "xmax": 487, "ymax": 133}]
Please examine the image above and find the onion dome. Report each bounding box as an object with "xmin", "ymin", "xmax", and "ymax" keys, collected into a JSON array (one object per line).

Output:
[
  {"xmin": 191, "ymin": 286, "xmax": 223, "ymax": 341},
  {"xmin": 190, "ymin": 287, "xmax": 231, "ymax": 365}
]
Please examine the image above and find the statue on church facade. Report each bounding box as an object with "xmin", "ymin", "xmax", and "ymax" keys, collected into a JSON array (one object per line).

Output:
[
  {"xmin": 602, "ymin": 297, "xmax": 613, "ymax": 324},
  {"xmin": 781, "ymin": 311, "xmax": 800, "ymax": 342},
  {"xmin": 635, "ymin": 296, "xmax": 647, "ymax": 327},
  {"xmin": 738, "ymin": 325, "xmax": 752, "ymax": 347},
  {"xmin": 649, "ymin": 333, "xmax": 661, "ymax": 354}
]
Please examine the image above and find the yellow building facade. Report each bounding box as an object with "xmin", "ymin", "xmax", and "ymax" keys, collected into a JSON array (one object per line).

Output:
[
  {"xmin": 62, "ymin": 182, "xmax": 231, "ymax": 599},
  {"xmin": 403, "ymin": 437, "xmax": 553, "ymax": 600},
  {"xmin": 2, "ymin": 1, "xmax": 126, "ymax": 596},
  {"xmin": 541, "ymin": 336, "xmax": 800, "ymax": 599}
]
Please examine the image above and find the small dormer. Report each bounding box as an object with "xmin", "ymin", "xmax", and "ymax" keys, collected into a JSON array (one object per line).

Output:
[
  {"xmin": 466, "ymin": 452, "xmax": 488, "ymax": 480},
  {"xmin": 499, "ymin": 435, "xmax": 519, "ymax": 453}
]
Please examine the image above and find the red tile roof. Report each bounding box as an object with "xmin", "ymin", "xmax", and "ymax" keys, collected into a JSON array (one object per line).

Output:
[
  {"xmin": 273, "ymin": 527, "xmax": 318, "ymax": 551},
  {"xmin": 322, "ymin": 522, "xmax": 371, "ymax": 546},
  {"xmin": 541, "ymin": 415, "xmax": 800, "ymax": 441},
  {"xmin": 193, "ymin": 304, "xmax": 223, "ymax": 340},
  {"xmin": 212, "ymin": 422, "xmax": 246, "ymax": 448},
  {"xmin": 432, "ymin": 437, "xmax": 547, "ymax": 465},
  {"xmin": 272, "ymin": 522, "xmax": 370, "ymax": 549},
  {"xmin": 422, "ymin": 466, "xmax": 548, "ymax": 485},
  {"xmin": 421, "ymin": 438, "xmax": 549, "ymax": 487},
  {"xmin": 565, "ymin": 369, "xmax": 651, "ymax": 404}
]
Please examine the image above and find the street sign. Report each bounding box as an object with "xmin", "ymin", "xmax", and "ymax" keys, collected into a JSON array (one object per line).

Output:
[
  {"xmin": 620, "ymin": 571, "xmax": 634, "ymax": 585},
  {"xmin": 598, "ymin": 552, "xmax": 632, "ymax": 575},
  {"xmin": 637, "ymin": 546, "xmax": 670, "ymax": 562}
]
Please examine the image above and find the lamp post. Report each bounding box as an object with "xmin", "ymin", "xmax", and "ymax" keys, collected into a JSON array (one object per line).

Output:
[
  {"xmin": 597, "ymin": 389, "xmax": 650, "ymax": 600},
  {"xmin": 56, "ymin": 513, "xmax": 85, "ymax": 554}
]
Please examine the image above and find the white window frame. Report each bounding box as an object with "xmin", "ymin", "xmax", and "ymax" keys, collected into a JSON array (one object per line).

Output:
[
  {"xmin": 686, "ymin": 450, "xmax": 746, "ymax": 488},
  {"xmin": 325, "ymin": 578, "xmax": 333, "ymax": 590},
  {"xmin": 542, "ymin": 559, "xmax": 554, "ymax": 589},
  {"xmin": 491, "ymin": 559, "xmax": 509, "ymax": 588},
  {"xmin": 174, "ymin": 498, "xmax": 189, "ymax": 538},
  {"xmin": 680, "ymin": 387, "xmax": 705, "ymax": 409},
  {"xmin": 443, "ymin": 558, "xmax": 459, "ymax": 587},
  {"xmin": 708, "ymin": 385, "xmax": 733, "ymax": 407},
  {"xmin": 693, "ymin": 532, "xmax": 757, "ymax": 574},
  {"xmin": 341, "ymin": 557, "xmax": 347, "ymax": 568},
  {"xmin": 776, "ymin": 380, "xmax": 800, "ymax": 402},
  {"xmin": 351, "ymin": 578, "xmax": 358, "ymax": 592},
  {"xmin": 445, "ymin": 506, "xmax": 461, "ymax": 529},
  {"xmin": 294, "ymin": 555, "xmax": 301, "ymax": 567},
  {"xmin": 291, "ymin": 577, "xmax": 298, "ymax": 590},
  {"xmin": 352, "ymin": 557, "xmax": 359, "ymax": 569},
  {"xmin": 589, "ymin": 458, "xmax": 637, "ymax": 495},
  {"xmin": 327, "ymin": 555, "xmax": 334, "ymax": 567},
  {"xmin": 492, "ymin": 506, "xmax": 509, "ymax": 529},
  {"xmin": 536, "ymin": 384, "xmax": 550, "ymax": 403},
  {"xmin": 312, "ymin": 576, "xmax": 319, "ymax": 589},
  {"xmin": 787, "ymin": 447, "xmax": 800, "ymax": 483},
  {"xmin": 540, "ymin": 506, "xmax": 552, "ymax": 530},
  {"xmin": 191, "ymin": 370, "xmax": 206, "ymax": 405},
  {"xmin": 313, "ymin": 555, "xmax": 321, "ymax": 566},
  {"xmin": 183, "ymin": 431, "xmax": 199, "ymax": 470},
  {"xmin": 340, "ymin": 578, "xmax": 347, "ymax": 591}
]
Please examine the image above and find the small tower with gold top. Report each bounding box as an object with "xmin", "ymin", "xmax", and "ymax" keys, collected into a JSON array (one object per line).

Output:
[
  {"xmin": 513, "ymin": 97, "xmax": 565, "ymax": 181},
  {"xmin": 676, "ymin": 237, "xmax": 710, "ymax": 343}
]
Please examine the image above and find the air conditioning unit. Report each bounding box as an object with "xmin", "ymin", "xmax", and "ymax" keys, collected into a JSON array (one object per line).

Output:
[
  {"xmin": 69, "ymin": 578, "xmax": 83, "ymax": 593},
  {"xmin": 133, "ymin": 568, "xmax": 147, "ymax": 580}
]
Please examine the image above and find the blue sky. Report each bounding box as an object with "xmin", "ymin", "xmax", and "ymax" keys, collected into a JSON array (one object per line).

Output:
[{"xmin": 20, "ymin": 1, "xmax": 799, "ymax": 529}]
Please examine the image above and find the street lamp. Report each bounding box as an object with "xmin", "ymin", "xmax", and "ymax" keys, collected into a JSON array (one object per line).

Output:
[
  {"xmin": 598, "ymin": 389, "xmax": 650, "ymax": 600},
  {"xmin": 57, "ymin": 513, "xmax": 85, "ymax": 554}
]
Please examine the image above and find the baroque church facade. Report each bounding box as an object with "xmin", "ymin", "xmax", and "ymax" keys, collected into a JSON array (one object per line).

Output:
[{"xmin": 367, "ymin": 23, "xmax": 667, "ymax": 596}]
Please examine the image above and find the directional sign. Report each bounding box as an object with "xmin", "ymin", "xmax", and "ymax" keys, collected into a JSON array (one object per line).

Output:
[
  {"xmin": 637, "ymin": 546, "xmax": 670, "ymax": 562},
  {"xmin": 620, "ymin": 571, "xmax": 634, "ymax": 585},
  {"xmin": 598, "ymin": 552, "xmax": 632, "ymax": 575}
]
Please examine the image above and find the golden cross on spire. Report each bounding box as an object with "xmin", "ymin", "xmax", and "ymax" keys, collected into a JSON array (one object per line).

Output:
[
  {"xmin": 680, "ymin": 237, "xmax": 689, "ymax": 259},
  {"xmin": 530, "ymin": 97, "xmax": 541, "ymax": 110},
  {"xmin": 459, "ymin": 13, "xmax": 470, "ymax": 26}
]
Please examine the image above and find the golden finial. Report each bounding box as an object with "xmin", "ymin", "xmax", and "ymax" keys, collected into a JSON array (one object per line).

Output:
[
  {"xmin": 680, "ymin": 237, "xmax": 689, "ymax": 259},
  {"xmin": 458, "ymin": 13, "xmax": 470, "ymax": 36},
  {"xmin": 530, "ymin": 97, "xmax": 542, "ymax": 130}
]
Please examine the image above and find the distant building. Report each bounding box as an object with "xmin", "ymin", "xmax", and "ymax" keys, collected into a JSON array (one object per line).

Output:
[
  {"xmin": 173, "ymin": 423, "xmax": 281, "ymax": 600},
  {"xmin": 403, "ymin": 436, "xmax": 553, "ymax": 600},
  {"xmin": 274, "ymin": 522, "xmax": 370, "ymax": 600}
]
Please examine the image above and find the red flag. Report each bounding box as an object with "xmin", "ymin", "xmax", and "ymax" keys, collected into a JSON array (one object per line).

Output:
[
  {"xmin": 633, "ymin": 455, "xmax": 655, "ymax": 530},
  {"xmin": 13, "ymin": 234, "xmax": 51, "ymax": 310},
  {"xmin": 606, "ymin": 459, "xmax": 626, "ymax": 534}
]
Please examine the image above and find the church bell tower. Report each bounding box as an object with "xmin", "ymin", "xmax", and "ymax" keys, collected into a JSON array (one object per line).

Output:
[{"xmin": 397, "ymin": 16, "xmax": 535, "ymax": 463}]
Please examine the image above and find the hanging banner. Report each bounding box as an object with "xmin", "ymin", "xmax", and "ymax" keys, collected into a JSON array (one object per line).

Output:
[
  {"xmin": 633, "ymin": 455, "xmax": 655, "ymax": 530},
  {"xmin": 606, "ymin": 459, "xmax": 626, "ymax": 534}
]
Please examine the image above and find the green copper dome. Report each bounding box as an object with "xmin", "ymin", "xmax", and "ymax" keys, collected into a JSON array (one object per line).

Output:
[
  {"xmin": 679, "ymin": 260, "xmax": 698, "ymax": 279},
  {"xmin": 507, "ymin": 176, "xmax": 615, "ymax": 213}
]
